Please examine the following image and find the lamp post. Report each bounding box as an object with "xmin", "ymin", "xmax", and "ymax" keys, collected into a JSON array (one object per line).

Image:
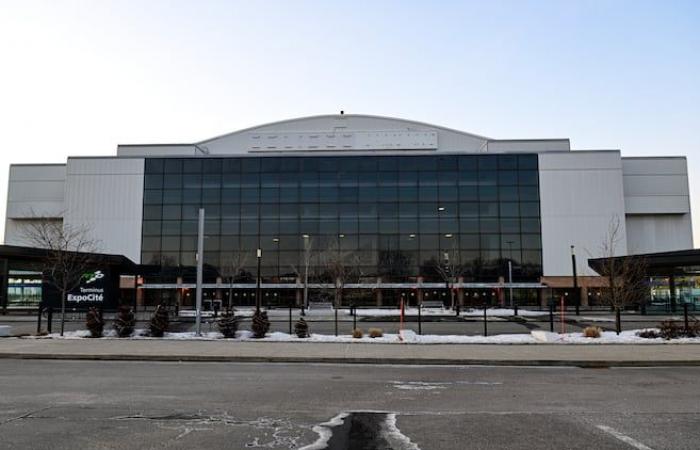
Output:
[
  {"xmin": 571, "ymin": 245, "xmax": 580, "ymax": 316},
  {"xmin": 443, "ymin": 251, "xmax": 450, "ymax": 309},
  {"xmin": 195, "ymin": 208, "xmax": 205, "ymax": 336},
  {"xmin": 506, "ymin": 240, "xmax": 514, "ymax": 308},
  {"xmin": 302, "ymin": 234, "xmax": 310, "ymax": 314},
  {"xmin": 273, "ymin": 238, "xmax": 280, "ymax": 281},
  {"xmin": 256, "ymin": 248, "xmax": 262, "ymax": 313}
]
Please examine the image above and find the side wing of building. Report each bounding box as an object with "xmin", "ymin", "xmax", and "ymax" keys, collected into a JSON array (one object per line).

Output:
[
  {"xmin": 622, "ymin": 157, "xmax": 693, "ymax": 254},
  {"xmin": 4, "ymin": 164, "xmax": 66, "ymax": 246}
]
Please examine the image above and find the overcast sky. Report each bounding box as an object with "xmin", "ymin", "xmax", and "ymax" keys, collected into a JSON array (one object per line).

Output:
[{"xmin": 1, "ymin": 0, "xmax": 698, "ymax": 243}]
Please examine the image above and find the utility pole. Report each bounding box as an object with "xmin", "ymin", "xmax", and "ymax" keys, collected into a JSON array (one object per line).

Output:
[{"xmin": 195, "ymin": 208, "xmax": 205, "ymax": 336}]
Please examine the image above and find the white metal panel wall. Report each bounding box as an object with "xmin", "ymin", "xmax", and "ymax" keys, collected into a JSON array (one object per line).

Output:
[
  {"xmin": 62, "ymin": 158, "xmax": 144, "ymax": 262},
  {"xmin": 487, "ymin": 140, "xmax": 570, "ymax": 153},
  {"xmin": 622, "ymin": 157, "xmax": 689, "ymax": 214},
  {"xmin": 4, "ymin": 164, "xmax": 66, "ymax": 246},
  {"xmin": 622, "ymin": 157, "xmax": 692, "ymax": 252},
  {"xmin": 539, "ymin": 151, "xmax": 628, "ymax": 276},
  {"xmin": 626, "ymin": 214, "xmax": 693, "ymax": 254},
  {"xmin": 5, "ymin": 164, "xmax": 66, "ymax": 218},
  {"xmin": 117, "ymin": 145, "xmax": 197, "ymax": 157}
]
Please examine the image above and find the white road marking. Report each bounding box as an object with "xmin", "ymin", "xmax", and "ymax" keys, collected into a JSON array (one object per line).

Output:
[{"xmin": 596, "ymin": 425, "xmax": 654, "ymax": 450}]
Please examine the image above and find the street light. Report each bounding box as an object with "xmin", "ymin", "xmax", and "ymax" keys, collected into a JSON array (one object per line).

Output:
[
  {"xmin": 302, "ymin": 234, "xmax": 311, "ymax": 314},
  {"xmin": 256, "ymin": 248, "xmax": 262, "ymax": 313},
  {"xmin": 571, "ymin": 245, "xmax": 580, "ymax": 316},
  {"xmin": 506, "ymin": 240, "xmax": 514, "ymax": 308},
  {"xmin": 195, "ymin": 208, "xmax": 205, "ymax": 336},
  {"xmin": 273, "ymin": 238, "xmax": 280, "ymax": 283}
]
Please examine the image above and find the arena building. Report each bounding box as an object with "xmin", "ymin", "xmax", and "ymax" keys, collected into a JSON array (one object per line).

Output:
[{"xmin": 2, "ymin": 114, "xmax": 694, "ymax": 310}]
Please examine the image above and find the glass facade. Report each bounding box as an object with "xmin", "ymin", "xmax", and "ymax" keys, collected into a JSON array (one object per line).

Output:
[
  {"xmin": 141, "ymin": 153, "xmax": 542, "ymax": 284},
  {"xmin": 7, "ymin": 270, "xmax": 42, "ymax": 307}
]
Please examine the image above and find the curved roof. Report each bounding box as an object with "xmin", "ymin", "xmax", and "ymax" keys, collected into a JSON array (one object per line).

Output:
[{"xmin": 197, "ymin": 113, "xmax": 492, "ymax": 145}]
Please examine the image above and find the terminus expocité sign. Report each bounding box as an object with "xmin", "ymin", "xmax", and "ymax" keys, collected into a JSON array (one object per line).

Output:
[
  {"xmin": 42, "ymin": 268, "xmax": 118, "ymax": 310},
  {"xmin": 67, "ymin": 270, "xmax": 106, "ymax": 304}
]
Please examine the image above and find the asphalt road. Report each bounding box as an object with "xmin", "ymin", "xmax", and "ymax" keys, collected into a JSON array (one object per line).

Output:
[{"xmin": 1, "ymin": 361, "xmax": 698, "ymax": 449}]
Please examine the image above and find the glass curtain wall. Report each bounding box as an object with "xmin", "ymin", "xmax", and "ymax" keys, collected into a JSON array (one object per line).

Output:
[{"xmin": 141, "ymin": 154, "xmax": 542, "ymax": 284}]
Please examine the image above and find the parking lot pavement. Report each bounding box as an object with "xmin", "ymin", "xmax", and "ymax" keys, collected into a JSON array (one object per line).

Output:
[{"xmin": 1, "ymin": 361, "xmax": 699, "ymax": 449}]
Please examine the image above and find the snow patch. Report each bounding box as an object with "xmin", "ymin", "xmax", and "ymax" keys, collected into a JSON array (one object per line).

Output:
[
  {"xmin": 382, "ymin": 413, "xmax": 421, "ymax": 450},
  {"xmin": 391, "ymin": 381, "xmax": 450, "ymax": 391},
  {"xmin": 461, "ymin": 308, "xmax": 548, "ymax": 317},
  {"xmin": 300, "ymin": 412, "xmax": 420, "ymax": 450},
  {"xmin": 352, "ymin": 307, "xmax": 548, "ymax": 318},
  {"xmin": 33, "ymin": 328, "xmax": 700, "ymax": 344},
  {"xmin": 299, "ymin": 412, "xmax": 348, "ymax": 450},
  {"xmin": 531, "ymin": 330, "xmax": 563, "ymax": 343}
]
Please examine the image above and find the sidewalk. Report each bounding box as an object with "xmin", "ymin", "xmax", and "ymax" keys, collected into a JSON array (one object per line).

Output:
[{"xmin": 1, "ymin": 338, "xmax": 699, "ymax": 367}]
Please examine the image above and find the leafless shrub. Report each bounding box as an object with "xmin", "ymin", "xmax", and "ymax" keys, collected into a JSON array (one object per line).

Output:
[
  {"xmin": 582, "ymin": 326, "xmax": 602, "ymax": 338},
  {"xmin": 636, "ymin": 329, "xmax": 661, "ymax": 339},
  {"xmin": 368, "ymin": 328, "xmax": 383, "ymax": 338}
]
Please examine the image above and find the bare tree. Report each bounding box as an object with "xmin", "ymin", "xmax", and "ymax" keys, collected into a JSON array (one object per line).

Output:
[
  {"xmin": 595, "ymin": 216, "xmax": 648, "ymax": 334},
  {"xmin": 21, "ymin": 218, "xmax": 99, "ymax": 336},
  {"xmin": 319, "ymin": 243, "xmax": 365, "ymax": 309},
  {"xmin": 319, "ymin": 243, "xmax": 365, "ymax": 336},
  {"xmin": 290, "ymin": 236, "xmax": 314, "ymax": 313},
  {"xmin": 220, "ymin": 250, "xmax": 251, "ymax": 309},
  {"xmin": 434, "ymin": 245, "xmax": 463, "ymax": 313}
]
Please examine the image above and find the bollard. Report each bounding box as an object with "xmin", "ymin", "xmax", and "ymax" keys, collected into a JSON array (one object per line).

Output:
[
  {"xmin": 514, "ymin": 304, "xmax": 518, "ymax": 316},
  {"xmin": 549, "ymin": 303, "xmax": 554, "ymax": 332},
  {"xmin": 37, "ymin": 305, "xmax": 43, "ymax": 334},
  {"xmin": 334, "ymin": 307, "xmax": 338, "ymax": 337},
  {"xmin": 289, "ymin": 301, "xmax": 293, "ymax": 335},
  {"xmin": 684, "ymin": 303, "xmax": 689, "ymax": 334},
  {"xmin": 483, "ymin": 303, "xmax": 488, "ymax": 337},
  {"xmin": 353, "ymin": 309, "xmax": 357, "ymax": 331},
  {"xmin": 47, "ymin": 306, "xmax": 53, "ymax": 334},
  {"xmin": 418, "ymin": 303, "xmax": 422, "ymax": 335}
]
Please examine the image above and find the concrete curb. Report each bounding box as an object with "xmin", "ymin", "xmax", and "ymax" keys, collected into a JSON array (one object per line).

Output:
[{"xmin": 1, "ymin": 352, "xmax": 699, "ymax": 367}]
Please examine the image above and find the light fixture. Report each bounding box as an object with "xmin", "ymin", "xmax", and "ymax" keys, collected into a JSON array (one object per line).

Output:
[
  {"xmin": 444, "ymin": 233, "xmax": 453, "ymax": 238},
  {"xmin": 438, "ymin": 206, "xmax": 445, "ymax": 211},
  {"xmin": 338, "ymin": 234, "xmax": 345, "ymax": 238},
  {"xmin": 272, "ymin": 238, "xmax": 279, "ymax": 242},
  {"xmin": 302, "ymin": 234, "xmax": 310, "ymax": 239},
  {"xmin": 409, "ymin": 234, "xmax": 416, "ymax": 239}
]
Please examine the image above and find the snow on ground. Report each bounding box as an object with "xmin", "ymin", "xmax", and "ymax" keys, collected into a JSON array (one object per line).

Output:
[
  {"xmin": 347, "ymin": 307, "xmax": 548, "ymax": 318},
  {"xmin": 460, "ymin": 308, "xmax": 548, "ymax": 317},
  {"xmin": 32, "ymin": 328, "xmax": 700, "ymax": 344}
]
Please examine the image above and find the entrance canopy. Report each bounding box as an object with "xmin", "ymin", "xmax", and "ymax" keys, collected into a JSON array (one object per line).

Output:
[
  {"xmin": 588, "ymin": 248, "xmax": 700, "ymax": 277},
  {"xmin": 0, "ymin": 244, "xmax": 137, "ymax": 311}
]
